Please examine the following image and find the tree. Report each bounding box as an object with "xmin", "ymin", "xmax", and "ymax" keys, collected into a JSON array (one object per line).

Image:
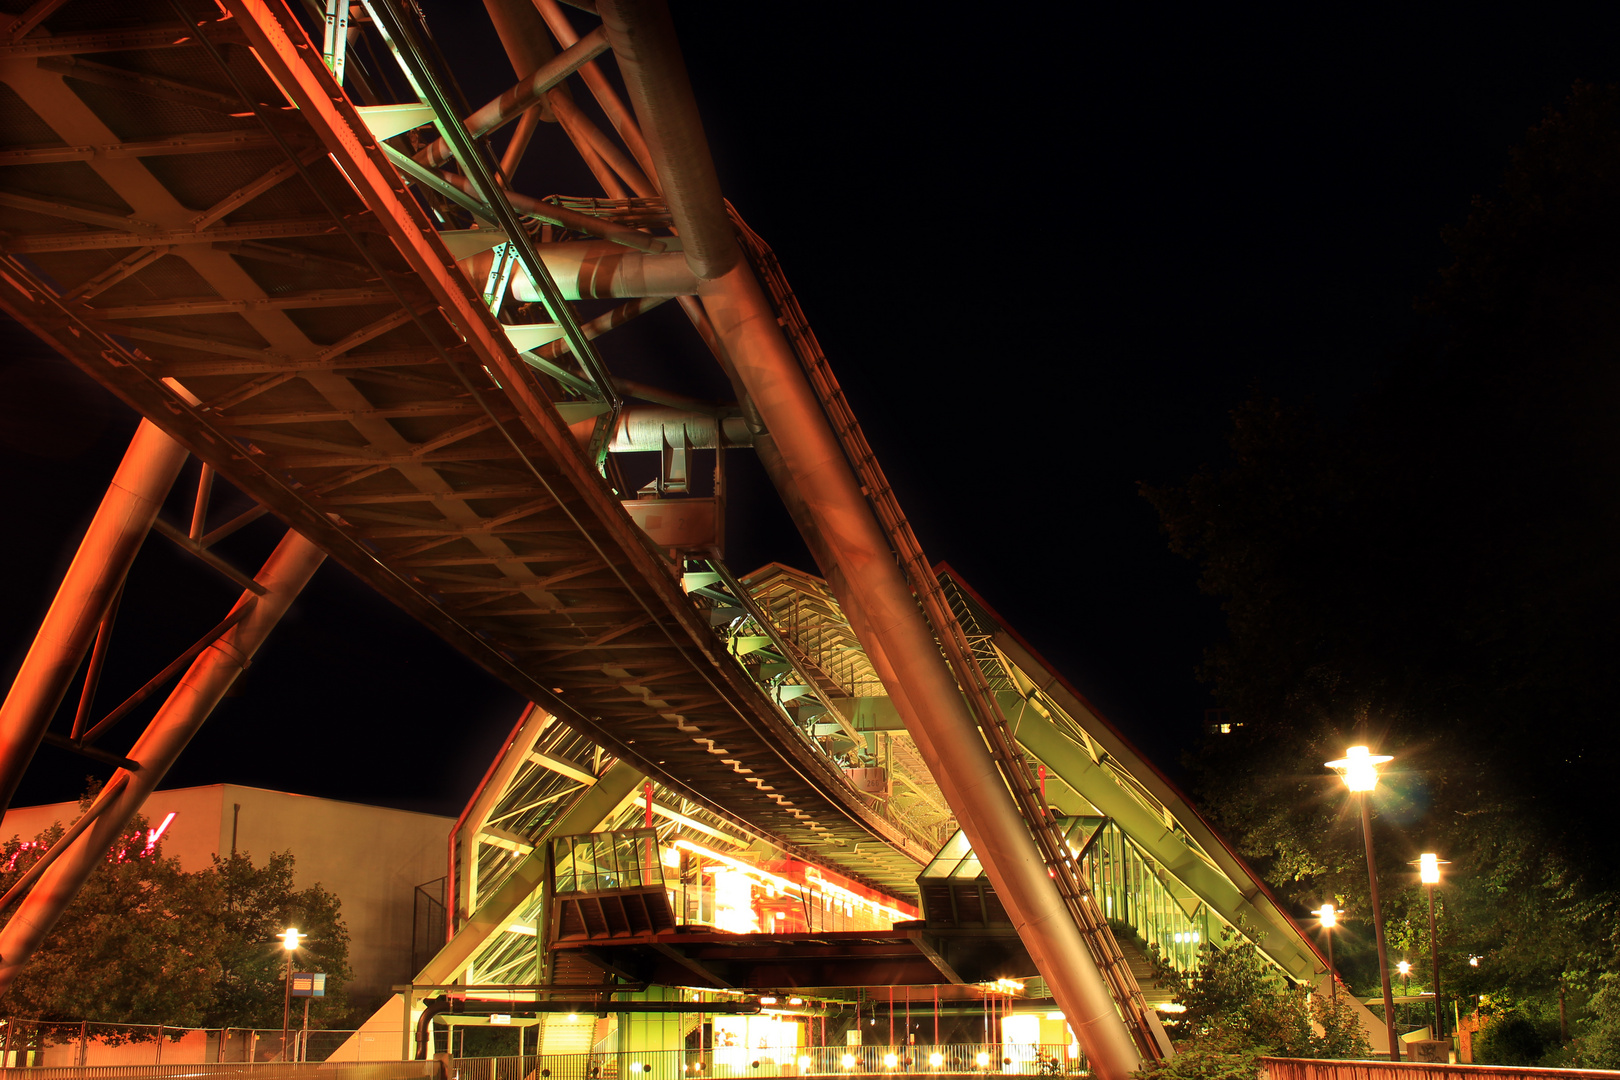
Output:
[
  {"xmin": 0, "ymin": 804, "xmax": 226, "ymax": 1036},
  {"xmin": 1146, "ymin": 924, "xmax": 1370, "ymax": 1061},
  {"xmin": 206, "ymin": 850, "xmax": 351, "ymax": 1029},
  {"xmin": 0, "ymin": 792, "xmax": 352, "ymax": 1034},
  {"xmin": 1143, "ymin": 82, "xmax": 1620, "ymax": 1041}
]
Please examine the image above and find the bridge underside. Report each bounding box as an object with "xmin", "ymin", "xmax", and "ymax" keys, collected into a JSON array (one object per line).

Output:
[
  {"xmin": 552, "ymin": 927, "xmax": 1030, "ymax": 991},
  {"xmin": 0, "ymin": 0, "xmax": 1362, "ymax": 1068},
  {"xmin": 0, "ymin": 0, "xmax": 921, "ymax": 895}
]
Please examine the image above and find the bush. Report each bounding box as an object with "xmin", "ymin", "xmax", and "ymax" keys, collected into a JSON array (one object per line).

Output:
[
  {"xmin": 1134, "ymin": 1036, "xmax": 1261, "ymax": 1080},
  {"xmin": 1474, "ymin": 1013, "xmax": 1553, "ymax": 1065},
  {"xmin": 1146, "ymin": 924, "xmax": 1372, "ymax": 1060},
  {"xmin": 1582, "ymin": 974, "xmax": 1620, "ymax": 1068}
]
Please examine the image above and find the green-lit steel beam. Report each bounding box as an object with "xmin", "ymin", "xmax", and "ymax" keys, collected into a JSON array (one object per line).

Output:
[{"xmin": 414, "ymin": 760, "xmax": 644, "ymax": 987}]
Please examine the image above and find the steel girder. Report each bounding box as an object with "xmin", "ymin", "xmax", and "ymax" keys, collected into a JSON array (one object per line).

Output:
[{"xmin": 0, "ymin": 0, "xmax": 923, "ymax": 896}]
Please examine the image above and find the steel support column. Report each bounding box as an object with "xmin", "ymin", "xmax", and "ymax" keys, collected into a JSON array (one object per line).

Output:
[
  {"xmin": 0, "ymin": 529, "xmax": 326, "ymax": 994},
  {"xmin": 0, "ymin": 419, "xmax": 188, "ymax": 816},
  {"xmin": 597, "ymin": 2, "xmax": 1141, "ymax": 1075}
]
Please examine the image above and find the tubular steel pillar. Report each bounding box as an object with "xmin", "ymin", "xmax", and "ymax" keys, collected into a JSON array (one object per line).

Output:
[
  {"xmin": 0, "ymin": 530, "xmax": 325, "ymax": 995},
  {"xmin": 0, "ymin": 420, "xmax": 188, "ymax": 816},
  {"xmin": 597, "ymin": 3, "xmax": 1141, "ymax": 1075}
]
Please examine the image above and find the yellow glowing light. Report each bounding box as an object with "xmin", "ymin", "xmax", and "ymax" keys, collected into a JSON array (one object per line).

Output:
[
  {"xmin": 884, "ymin": 1054, "xmax": 898, "ymax": 1068},
  {"xmin": 842, "ymin": 1055, "xmax": 856, "ymax": 1070},
  {"xmin": 1316, "ymin": 903, "xmax": 1337, "ymax": 929},
  {"xmin": 798, "ymin": 1058, "xmax": 812, "ymax": 1071},
  {"xmin": 976, "ymin": 1052, "xmax": 991, "ymax": 1068},
  {"xmin": 1398, "ymin": 960, "xmax": 1411, "ymax": 977},
  {"xmin": 929, "ymin": 1054, "xmax": 944, "ymax": 1068},
  {"xmin": 760, "ymin": 997, "xmax": 778, "ymax": 1005},
  {"xmin": 1469, "ymin": 956, "xmax": 1480, "ymax": 967},
  {"xmin": 279, "ymin": 928, "xmax": 302, "ymax": 951},
  {"xmin": 676, "ymin": 839, "xmax": 802, "ymax": 894},
  {"xmin": 1419, "ymin": 853, "xmax": 1444, "ymax": 885},
  {"xmin": 789, "ymin": 997, "xmax": 804, "ymax": 1006},
  {"xmin": 661, "ymin": 845, "xmax": 682, "ymax": 868},
  {"xmin": 1325, "ymin": 745, "xmax": 1392, "ymax": 792}
]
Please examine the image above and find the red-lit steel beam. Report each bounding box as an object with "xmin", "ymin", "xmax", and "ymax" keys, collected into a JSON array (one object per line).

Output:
[
  {"xmin": 414, "ymin": 27, "xmax": 608, "ymax": 170},
  {"xmin": 596, "ymin": 2, "xmax": 1143, "ymax": 1076},
  {"xmin": 0, "ymin": 529, "xmax": 325, "ymax": 995},
  {"xmin": 533, "ymin": 0, "xmax": 658, "ymax": 189},
  {"xmin": 0, "ymin": 420, "xmax": 187, "ymax": 817}
]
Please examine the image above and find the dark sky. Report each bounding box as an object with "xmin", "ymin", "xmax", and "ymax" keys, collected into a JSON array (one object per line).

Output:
[{"xmin": 5, "ymin": 3, "xmax": 1620, "ymax": 819}]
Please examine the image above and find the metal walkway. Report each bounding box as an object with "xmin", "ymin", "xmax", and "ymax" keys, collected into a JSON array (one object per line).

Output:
[
  {"xmin": 0, "ymin": 2, "xmax": 1170, "ymax": 1075},
  {"xmin": 0, "ymin": 0, "xmax": 919, "ymax": 892}
]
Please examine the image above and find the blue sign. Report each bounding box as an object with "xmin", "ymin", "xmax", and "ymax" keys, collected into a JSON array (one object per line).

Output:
[{"xmin": 291, "ymin": 972, "xmax": 326, "ymax": 998}]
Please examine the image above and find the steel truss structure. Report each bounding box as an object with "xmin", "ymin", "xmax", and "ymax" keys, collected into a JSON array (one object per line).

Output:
[{"xmin": 0, "ymin": 0, "xmax": 1362, "ymax": 1074}]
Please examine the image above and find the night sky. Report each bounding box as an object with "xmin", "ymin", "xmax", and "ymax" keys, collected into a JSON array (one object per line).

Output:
[{"xmin": 4, "ymin": 4, "xmax": 1619, "ymax": 820}]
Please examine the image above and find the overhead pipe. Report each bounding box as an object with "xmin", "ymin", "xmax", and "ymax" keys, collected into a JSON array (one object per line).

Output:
[
  {"xmin": 593, "ymin": 0, "xmax": 736, "ymax": 281},
  {"xmin": 604, "ymin": 405, "xmax": 751, "ymax": 453},
  {"xmin": 0, "ymin": 530, "xmax": 326, "ymax": 995},
  {"xmin": 460, "ymin": 241, "xmax": 695, "ymax": 300},
  {"xmin": 0, "ymin": 420, "xmax": 188, "ymax": 817},
  {"xmin": 597, "ymin": 3, "xmax": 1141, "ymax": 1077}
]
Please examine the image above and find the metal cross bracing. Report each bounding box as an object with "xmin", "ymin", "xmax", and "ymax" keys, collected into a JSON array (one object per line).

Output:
[{"xmin": 0, "ymin": 0, "xmax": 1170, "ymax": 1074}]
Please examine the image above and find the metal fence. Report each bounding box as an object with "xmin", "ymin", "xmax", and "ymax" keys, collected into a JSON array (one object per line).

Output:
[
  {"xmin": 0, "ymin": 1022, "xmax": 365, "ymax": 1068},
  {"xmin": 445, "ymin": 1045, "xmax": 1086, "ymax": 1080},
  {"xmin": 1261, "ymin": 1058, "xmax": 1620, "ymax": 1080},
  {"xmin": 0, "ymin": 1064, "xmax": 436, "ymax": 1080}
]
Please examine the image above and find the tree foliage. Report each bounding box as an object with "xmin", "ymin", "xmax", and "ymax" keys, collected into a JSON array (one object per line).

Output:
[
  {"xmin": 0, "ymin": 810, "xmax": 225, "ymax": 1036},
  {"xmin": 0, "ymin": 791, "xmax": 351, "ymax": 1034},
  {"xmin": 1146, "ymin": 925, "xmax": 1370, "ymax": 1061},
  {"xmin": 1143, "ymin": 82, "xmax": 1620, "ymax": 1047},
  {"xmin": 207, "ymin": 851, "xmax": 350, "ymax": 1029}
]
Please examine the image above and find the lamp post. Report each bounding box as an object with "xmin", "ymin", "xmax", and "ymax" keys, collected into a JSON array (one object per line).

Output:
[
  {"xmin": 1315, "ymin": 903, "xmax": 1338, "ymax": 1001},
  {"xmin": 1397, "ymin": 961, "xmax": 1411, "ymax": 1031},
  {"xmin": 1327, "ymin": 745, "xmax": 1399, "ymax": 1061},
  {"xmin": 278, "ymin": 928, "xmax": 302, "ymax": 1062},
  {"xmin": 1409, "ymin": 853, "xmax": 1449, "ymax": 1040}
]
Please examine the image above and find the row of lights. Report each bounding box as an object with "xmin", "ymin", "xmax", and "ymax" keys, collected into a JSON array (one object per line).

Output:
[
  {"xmin": 669, "ymin": 1053, "xmax": 1009, "ymax": 1072},
  {"xmin": 1323, "ymin": 745, "xmax": 1455, "ymax": 1059}
]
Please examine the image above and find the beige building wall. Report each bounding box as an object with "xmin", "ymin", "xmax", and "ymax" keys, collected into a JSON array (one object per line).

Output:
[{"xmin": 1, "ymin": 784, "xmax": 452, "ymax": 1008}]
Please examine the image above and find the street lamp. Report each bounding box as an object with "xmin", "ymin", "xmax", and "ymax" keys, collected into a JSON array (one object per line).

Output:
[
  {"xmin": 1397, "ymin": 960, "xmax": 1411, "ymax": 1030},
  {"xmin": 1410, "ymin": 852, "xmax": 1449, "ymax": 1040},
  {"xmin": 1327, "ymin": 745, "xmax": 1399, "ymax": 1061},
  {"xmin": 1315, "ymin": 903, "xmax": 1338, "ymax": 1001},
  {"xmin": 278, "ymin": 928, "xmax": 302, "ymax": 1062}
]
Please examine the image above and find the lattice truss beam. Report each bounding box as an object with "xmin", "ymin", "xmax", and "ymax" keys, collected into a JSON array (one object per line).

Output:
[{"xmin": 0, "ymin": 0, "xmax": 941, "ymax": 896}]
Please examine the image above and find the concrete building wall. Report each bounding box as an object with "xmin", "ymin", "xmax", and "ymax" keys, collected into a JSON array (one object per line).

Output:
[{"xmin": 1, "ymin": 784, "xmax": 451, "ymax": 1008}]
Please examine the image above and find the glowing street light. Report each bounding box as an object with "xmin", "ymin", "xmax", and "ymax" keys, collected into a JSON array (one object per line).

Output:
[
  {"xmin": 1315, "ymin": 903, "xmax": 1339, "ymax": 1001},
  {"xmin": 1410, "ymin": 852, "xmax": 1450, "ymax": 1040},
  {"xmin": 278, "ymin": 928, "xmax": 302, "ymax": 1062},
  {"xmin": 1327, "ymin": 745, "xmax": 1400, "ymax": 1061}
]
